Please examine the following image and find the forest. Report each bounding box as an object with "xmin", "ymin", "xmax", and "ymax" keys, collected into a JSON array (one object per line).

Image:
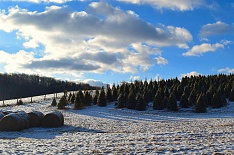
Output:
[
  {"xmin": 59, "ymin": 74, "xmax": 234, "ymax": 113},
  {"xmin": 0, "ymin": 73, "xmax": 96, "ymax": 102}
]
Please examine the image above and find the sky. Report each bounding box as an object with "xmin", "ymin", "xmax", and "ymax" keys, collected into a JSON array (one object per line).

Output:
[{"xmin": 0, "ymin": 0, "xmax": 233, "ymax": 86}]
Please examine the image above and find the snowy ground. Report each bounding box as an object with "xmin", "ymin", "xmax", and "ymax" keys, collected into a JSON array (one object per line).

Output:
[{"xmin": 0, "ymin": 98, "xmax": 234, "ymax": 154}]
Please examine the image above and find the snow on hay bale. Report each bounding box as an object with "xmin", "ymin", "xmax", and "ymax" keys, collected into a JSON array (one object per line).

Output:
[
  {"xmin": 28, "ymin": 111, "xmax": 44, "ymax": 127},
  {"xmin": 41, "ymin": 111, "xmax": 64, "ymax": 128},
  {"xmin": 0, "ymin": 111, "xmax": 30, "ymax": 131},
  {"xmin": 2, "ymin": 110, "xmax": 13, "ymax": 115}
]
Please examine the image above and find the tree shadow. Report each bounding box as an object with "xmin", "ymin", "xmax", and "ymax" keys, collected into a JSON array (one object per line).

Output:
[{"xmin": 0, "ymin": 125, "xmax": 104, "ymax": 140}]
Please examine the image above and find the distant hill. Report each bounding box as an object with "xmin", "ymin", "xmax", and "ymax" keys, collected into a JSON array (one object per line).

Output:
[{"xmin": 0, "ymin": 73, "xmax": 97, "ymax": 101}]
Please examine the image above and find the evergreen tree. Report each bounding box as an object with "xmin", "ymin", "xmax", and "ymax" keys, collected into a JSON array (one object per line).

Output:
[
  {"xmin": 93, "ymin": 89, "xmax": 99, "ymax": 105},
  {"xmin": 194, "ymin": 93, "xmax": 206, "ymax": 113},
  {"xmin": 163, "ymin": 86, "xmax": 170, "ymax": 99},
  {"xmin": 162, "ymin": 96, "xmax": 169, "ymax": 108},
  {"xmin": 229, "ymin": 89, "xmax": 234, "ymax": 102},
  {"xmin": 16, "ymin": 99, "xmax": 23, "ymax": 105},
  {"xmin": 167, "ymin": 92, "xmax": 178, "ymax": 111},
  {"xmin": 127, "ymin": 91, "xmax": 136, "ymax": 109},
  {"xmin": 58, "ymin": 95, "xmax": 67, "ymax": 109},
  {"xmin": 84, "ymin": 91, "xmax": 92, "ymax": 106},
  {"xmin": 74, "ymin": 93, "xmax": 82, "ymax": 110},
  {"xmin": 180, "ymin": 93, "xmax": 189, "ymax": 108},
  {"xmin": 106, "ymin": 85, "xmax": 113, "ymax": 103},
  {"xmin": 211, "ymin": 92, "xmax": 222, "ymax": 108},
  {"xmin": 97, "ymin": 89, "xmax": 107, "ymax": 107},
  {"xmin": 78, "ymin": 90, "xmax": 85, "ymax": 107},
  {"xmin": 153, "ymin": 89, "xmax": 164, "ymax": 110},
  {"xmin": 70, "ymin": 93, "xmax": 75, "ymax": 104},
  {"xmin": 68, "ymin": 92, "xmax": 72, "ymax": 103},
  {"xmin": 116, "ymin": 93, "xmax": 126, "ymax": 108},
  {"xmin": 143, "ymin": 89, "xmax": 150, "ymax": 104},
  {"xmin": 112, "ymin": 84, "xmax": 118, "ymax": 101},
  {"xmin": 135, "ymin": 94, "xmax": 147, "ymax": 111},
  {"xmin": 51, "ymin": 97, "xmax": 57, "ymax": 106},
  {"xmin": 188, "ymin": 89, "xmax": 197, "ymax": 106},
  {"xmin": 221, "ymin": 95, "xmax": 227, "ymax": 106}
]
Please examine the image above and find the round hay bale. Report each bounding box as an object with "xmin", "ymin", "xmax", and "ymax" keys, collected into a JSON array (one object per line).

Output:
[
  {"xmin": 16, "ymin": 111, "xmax": 30, "ymax": 129},
  {"xmin": 0, "ymin": 113, "xmax": 24, "ymax": 131},
  {"xmin": 41, "ymin": 111, "xmax": 64, "ymax": 128},
  {"xmin": 0, "ymin": 112, "xmax": 5, "ymax": 119},
  {"xmin": 28, "ymin": 111, "xmax": 44, "ymax": 127}
]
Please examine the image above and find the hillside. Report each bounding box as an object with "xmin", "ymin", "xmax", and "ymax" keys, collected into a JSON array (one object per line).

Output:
[{"xmin": 0, "ymin": 98, "xmax": 234, "ymax": 154}]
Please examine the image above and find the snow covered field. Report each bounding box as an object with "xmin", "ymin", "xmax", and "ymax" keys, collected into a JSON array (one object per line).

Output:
[{"xmin": 1, "ymin": 98, "xmax": 234, "ymax": 154}]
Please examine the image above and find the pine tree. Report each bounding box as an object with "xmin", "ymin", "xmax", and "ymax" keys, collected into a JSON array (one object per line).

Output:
[
  {"xmin": 78, "ymin": 90, "xmax": 85, "ymax": 107},
  {"xmin": 74, "ymin": 93, "xmax": 82, "ymax": 110},
  {"xmin": 153, "ymin": 89, "xmax": 164, "ymax": 110},
  {"xmin": 51, "ymin": 97, "xmax": 57, "ymax": 106},
  {"xmin": 211, "ymin": 92, "xmax": 222, "ymax": 108},
  {"xmin": 135, "ymin": 94, "xmax": 147, "ymax": 111},
  {"xmin": 106, "ymin": 85, "xmax": 113, "ymax": 103},
  {"xmin": 162, "ymin": 96, "xmax": 169, "ymax": 108},
  {"xmin": 112, "ymin": 84, "xmax": 118, "ymax": 101},
  {"xmin": 58, "ymin": 95, "xmax": 67, "ymax": 109},
  {"xmin": 188, "ymin": 89, "xmax": 197, "ymax": 106},
  {"xmin": 97, "ymin": 89, "xmax": 107, "ymax": 107},
  {"xmin": 221, "ymin": 95, "xmax": 227, "ymax": 106},
  {"xmin": 84, "ymin": 91, "xmax": 92, "ymax": 106},
  {"xmin": 68, "ymin": 92, "xmax": 72, "ymax": 103},
  {"xmin": 93, "ymin": 89, "xmax": 99, "ymax": 105},
  {"xmin": 167, "ymin": 92, "xmax": 178, "ymax": 111},
  {"xmin": 194, "ymin": 93, "xmax": 206, "ymax": 113},
  {"xmin": 16, "ymin": 99, "xmax": 23, "ymax": 105},
  {"xmin": 143, "ymin": 89, "xmax": 150, "ymax": 104},
  {"xmin": 180, "ymin": 93, "xmax": 189, "ymax": 108},
  {"xmin": 70, "ymin": 93, "xmax": 75, "ymax": 104},
  {"xmin": 116, "ymin": 93, "xmax": 126, "ymax": 108},
  {"xmin": 229, "ymin": 89, "xmax": 234, "ymax": 102},
  {"xmin": 127, "ymin": 91, "xmax": 136, "ymax": 109}
]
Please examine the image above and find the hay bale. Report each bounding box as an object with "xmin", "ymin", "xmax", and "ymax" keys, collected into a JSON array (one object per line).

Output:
[
  {"xmin": 0, "ymin": 112, "xmax": 5, "ymax": 119},
  {"xmin": 41, "ymin": 111, "xmax": 64, "ymax": 128},
  {"xmin": 0, "ymin": 113, "xmax": 24, "ymax": 131},
  {"xmin": 28, "ymin": 111, "xmax": 44, "ymax": 127},
  {"xmin": 16, "ymin": 111, "xmax": 30, "ymax": 129}
]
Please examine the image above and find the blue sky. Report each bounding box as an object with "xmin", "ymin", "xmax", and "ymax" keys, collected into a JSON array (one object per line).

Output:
[{"xmin": 0, "ymin": 0, "xmax": 233, "ymax": 86}]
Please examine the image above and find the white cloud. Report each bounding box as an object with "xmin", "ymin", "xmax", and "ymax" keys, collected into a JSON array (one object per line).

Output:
[
  {"xmin": 200, "ymin": 21, "xmax": 234, "ymax": 38},
  {"xmin": 0, "ymin": 2, "xmax": 192, "ymax": 76},
  {"xmin": 154, "ymin": 56, "xmax": 168, "ymax": 65},
  {"xmin": 218, "ymin": 67, "xmax": 234, "ymax": 74},
  {"xmin": 11, "ymin": 0, "xmax": 72, "ymax": 3},
  {"xmin": 118, "ymin": 0, "xmax": 205, "ymax": 11},
  {"xmin": 182, "ymin": 43, "xmax": 224, "ymax": 56},
  {"xmin": 23, "ymin": 39, "xmax": 39, "ymax": 48},
  {"xmin": 129, "ymin": 75, "xmax": 140, "ymax": 81},
  {"xmin": 181, "ymin": 71, "xmax": 201, "ymax": 78},
  {"xmin": 81, "ymin": 79, "xmax": 106, "ymax": 87}
]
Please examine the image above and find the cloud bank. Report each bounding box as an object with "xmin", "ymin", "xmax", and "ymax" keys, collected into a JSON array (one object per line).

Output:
[
  {"xmin": 118, "ymin": 0, "xmax": 205, "ymax": 11},
  {"xmin": 0, "ymin": 2, "xmax": 192, "ymax": 76},
  {"xmin": 200, "ymin": 21, "xmax": 234, "ymax": 39}
]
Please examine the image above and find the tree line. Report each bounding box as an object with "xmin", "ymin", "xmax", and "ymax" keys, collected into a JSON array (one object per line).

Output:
[
  {"xmin": 0, "ymin": 73, "xmax": 96, "ymax": 102},
  {"xmin": 55, "ymin": 74, "xmax": 234, "ymax": 113}
]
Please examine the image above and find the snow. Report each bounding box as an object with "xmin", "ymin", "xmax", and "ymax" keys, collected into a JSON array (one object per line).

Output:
[{"xmin": 0, "ymin": 98, "xmax": 234, "ymax": 154}]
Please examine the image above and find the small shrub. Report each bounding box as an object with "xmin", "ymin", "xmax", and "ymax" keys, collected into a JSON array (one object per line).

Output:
[
  {"xmin": 57, "ymin": 96, "xmax": 67, "ymax": 109},
  {"xmin": 16, "ymin": 99, "xmax": 23, "ymax": 105},
  {"xmin": 51, "ymin": 97, "xmax": 57, "ymax": 106}
]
